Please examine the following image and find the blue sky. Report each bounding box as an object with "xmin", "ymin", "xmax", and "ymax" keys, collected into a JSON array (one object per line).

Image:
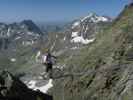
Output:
[{"xmin": 0, "ymin": 0, "xmax": 130, "ymax": 22}]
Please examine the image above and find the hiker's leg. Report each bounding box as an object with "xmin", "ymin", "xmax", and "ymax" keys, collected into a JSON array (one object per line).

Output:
[
  {"xmin": 41, "ymin": 64, "xmax": 47, "ymax": 75},
  {"xmin": 41, "ymin": 64, "xmax": 49, "ymax": 79},
  {"xmin": 46, "ymin": 64, "xmax": 49, "ymax": 73},
  {"xmin": 48, "ymin": 63, "xmax": 53, "ymax": 78}
]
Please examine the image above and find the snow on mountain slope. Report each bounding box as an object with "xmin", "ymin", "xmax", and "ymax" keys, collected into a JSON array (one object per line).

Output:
[
  {"xmin": 71, "ymin": 13, "xmax": 111, "ymax": 44},
  {"xmin": 71, "ymin": 36, "xmax": 95, "ymax": 44},
  {"xmin": 71, "ymin": 31, "xmax": 78, "ymax": 38},
  {"xmin": 80, "ymin": 13, "xmax": 109, "ymax": 23},
  {"xmin": 41, "ymin": 13, "xmax": 111, "ymax": 57},
  {"xmin": 72, "ymin": 21, "xmax": 80, "ymax": 29}
]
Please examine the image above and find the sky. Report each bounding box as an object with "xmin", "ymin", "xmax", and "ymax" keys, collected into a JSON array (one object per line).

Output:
[{"xmin": 0, "ymin": 0, "xmax": 130, "ymax": 23}]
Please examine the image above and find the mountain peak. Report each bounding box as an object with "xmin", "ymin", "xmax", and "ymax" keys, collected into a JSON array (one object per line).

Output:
[
  {"xmin": 80, "ymin": 12, "xmax": 110, "ymax": 23},
  {"xmin": 21, "ymin": 19, "xmax": 34, "ymax": 25},
  {"xmin": 21, "ymin": 20, "xmax": 43, "ymax": 35}
]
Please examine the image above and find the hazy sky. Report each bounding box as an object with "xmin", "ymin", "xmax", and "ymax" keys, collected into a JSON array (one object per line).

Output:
[{"xmin": 0, "ymin": 0, "xmax": 130, "ymax": 22}]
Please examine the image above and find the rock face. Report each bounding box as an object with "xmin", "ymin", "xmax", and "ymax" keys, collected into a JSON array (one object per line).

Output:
[
  {"xmin": 52, "ymin": 3, "xmax": 133, "ymax": 100},
  {"xmin": 0, "ymin": 70, "xmax": 53, "ymax": 100}
]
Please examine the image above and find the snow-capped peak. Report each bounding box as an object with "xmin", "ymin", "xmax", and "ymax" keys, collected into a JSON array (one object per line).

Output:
[
  {"xmin": 80, "ymin": 13, "xmax": 95, "ymax": 22},
  {"xmin": 80, "ymin": 13, "xmax": 109, "ymax": 23},
  {"xmin": 72, "ymin": 13, "xmax": 110, "ymax": 29},
  {"xmin": 71, "ymin": 13, "xmax": 110, "ymax": 45}
]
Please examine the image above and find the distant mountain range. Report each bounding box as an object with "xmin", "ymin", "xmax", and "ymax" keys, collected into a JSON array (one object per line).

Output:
[{"xmin": 0, "ymin": 20, "xmax": 44, "ymax": 50}]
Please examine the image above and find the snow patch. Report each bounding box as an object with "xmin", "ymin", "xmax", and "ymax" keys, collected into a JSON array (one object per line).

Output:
[
  {"xmin": 22, "ymin": 40, "xmax": 34, "ymax": 46},
  {"xmin": 27, "ymin": 79, "xmax": 53, "ymax": 93},
  {"xmin": 71, "ymin": 32, "xmax": 78, "ymax": 38},
  {"xmin": 7, "ymin": 28, "xmax": 11, "ymax": 37},
  {"xmin": 36, "ymin": 51, "xmax": 41, "ymax": 57},
  {"xmin": 10, "ymin": 58, "xmax": 16, "ymax": 62},
  {"xmin": 71, "ymin": 46, "xmax": 78, "ymax": 50},
  {"xmin": 94, "ymin": 16, "xmax": 108, "ymax": 23},
  {"xmin": 71, "ymin": 36, "xmax": 95, "ymax": 44},
  {"xmin": 56, "ymin": 35, "xmax": 58, "ymax": 38},
  {"xmin": 84, "ymin": 25, "xmax": 89, "ymax": 33},
  {"xmin": 97, "ymin": 16, "xmax": 108, "ymax": 22},
  {"xmin": 51, "ymin": 42, "xmax": 56, "ymax": 51},
  {"xmin": 63, "ymin": 37, "xmax": 66, "ymax": 41},
  {"xmin": 15, "ymin": 36, "xmax": 21, "ymax": 40},
  {"xmin": 72, "ymin": 21, "xmax": 80, "ymax": 29},
  {"xmin": 27, "ymin": 32, "xmax": 34, "ymax": 35},
  {"xmin": 36, "ymin": 51, "xmax": 41, "ymax": 62}
]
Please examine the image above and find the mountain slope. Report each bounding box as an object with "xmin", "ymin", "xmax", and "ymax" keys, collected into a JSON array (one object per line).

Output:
[
  {"xmin": 21, "ymin": 20, "xmax": 43, "ymax": 35},
  {"xmin": 42, "ymin": 13, "xmax": 111, "ymax": 58},
  {"xmin": 0, "ymin": 20, "xmax": 44, "ymax": 73},
  {"xmin": 53, "ymin": 3, "xmax": 133, "ymax": 100}
]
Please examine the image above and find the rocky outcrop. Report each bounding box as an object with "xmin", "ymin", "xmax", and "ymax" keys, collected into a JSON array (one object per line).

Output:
[{"xmin": 0, "ymin": 70, "xmax": 53, "ymax": 100}]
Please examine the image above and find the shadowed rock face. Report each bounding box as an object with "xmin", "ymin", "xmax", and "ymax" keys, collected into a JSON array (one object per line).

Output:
[{"xmin": 0, "ymin": 71, "xmax": 53, "ymax": 100}]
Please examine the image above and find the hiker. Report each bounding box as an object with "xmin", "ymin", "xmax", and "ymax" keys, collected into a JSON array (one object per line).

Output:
[{"xmin": 42, "ymin": 49, "xmax": 56, "ymax": 78}]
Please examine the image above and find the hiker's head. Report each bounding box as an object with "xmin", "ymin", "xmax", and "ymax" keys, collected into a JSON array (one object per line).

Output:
[
  {"xmin": 40, "ymin": 48, "xmax": 49, "ymax": 54},
  {"xmin": 45, "ymin": 48, "xmax": 50, "ymax": 54}
]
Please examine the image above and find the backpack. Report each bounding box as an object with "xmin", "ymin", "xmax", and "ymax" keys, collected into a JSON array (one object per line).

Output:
[
  {"xmin": 42, "ymin": 53, "xmax": 55, "ymax": 64},
  {"xmin": 42, "ymin": 55, "xmax": 47, "ymax": 64},
  {"xmin": 46, "ymin": 53, "xmax": 52, "ymax": 64}
]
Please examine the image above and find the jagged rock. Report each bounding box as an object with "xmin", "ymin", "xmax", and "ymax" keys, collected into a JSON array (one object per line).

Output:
[{"xmin": 0, "ymin": 70, "xmax": 53, "ymax": 100}]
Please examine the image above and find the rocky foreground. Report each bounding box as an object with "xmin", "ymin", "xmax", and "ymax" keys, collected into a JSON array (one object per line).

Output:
[{"xmin": 0, "ymin": 70, "xmax": 53, "ymax": 100}]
